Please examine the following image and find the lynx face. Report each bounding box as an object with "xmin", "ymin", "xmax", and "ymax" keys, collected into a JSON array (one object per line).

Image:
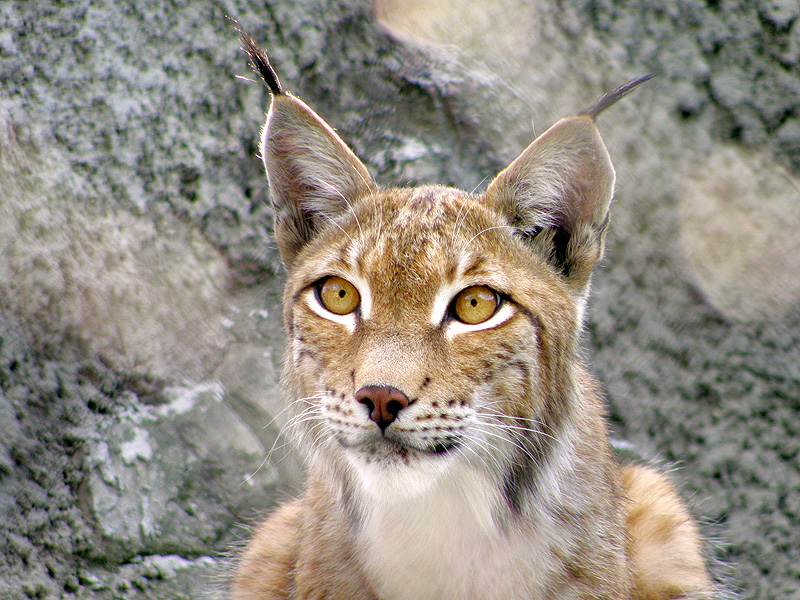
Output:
[
  {"xmin": 283, "ymin": 183, "xmax": 578, "ymax": 498},
  {"xmin": 261, "ymin": 87, "xmax": 616, "ymax": 505}
]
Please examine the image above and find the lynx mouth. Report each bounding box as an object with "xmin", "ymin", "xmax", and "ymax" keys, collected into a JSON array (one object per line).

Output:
[
  {"xmin": 342, "ymin": 433, "xmax": 461, "ymax": 459},
  {"xmin": 383, "ymin": 427, "xmax": 463, "ymax": 456}
]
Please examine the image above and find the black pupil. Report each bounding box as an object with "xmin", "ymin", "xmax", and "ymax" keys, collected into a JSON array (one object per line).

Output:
[
  {"xmin": 470, "ymin": 298, "xmax": 478, "ymax": 307},
  {"xmin": 339, "ymin": 289, "xmax": 346, "ymax": 298}
]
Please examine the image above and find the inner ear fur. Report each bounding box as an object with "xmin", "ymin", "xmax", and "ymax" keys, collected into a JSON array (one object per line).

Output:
[
  {"xmin": 484, "ymin": 115, "xmax": 615, "ymax": 292},
  {"xmin": 263, "ymin": 93, "xmax": 376, "ymax": 268}
]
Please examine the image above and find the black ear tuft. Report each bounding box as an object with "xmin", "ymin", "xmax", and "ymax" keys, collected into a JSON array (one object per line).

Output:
[
  {"xmin": 236, "ymin": 26, "xmax": 284, "ymax": 96},
  {"xmin": 577, "ymin": 75, "xmax": 653, "ymax": 120}
]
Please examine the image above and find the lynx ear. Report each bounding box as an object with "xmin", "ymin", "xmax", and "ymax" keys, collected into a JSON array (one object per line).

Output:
[
  {"xmin": 239, "ymin": 30, "xmax": 376, "ymax": 267},
  {"xmin": 262, "ymin": 94, "xmax": 376, "ymax": 267},
  {"xmin": 485, "ymin": 115, "xmax": 615, "ymax": 295}
]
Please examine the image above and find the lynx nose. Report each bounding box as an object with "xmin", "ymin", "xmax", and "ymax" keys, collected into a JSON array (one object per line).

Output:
[{"xmin": 355, "ymin": 385, "xmax": 410, "ymax": 432}]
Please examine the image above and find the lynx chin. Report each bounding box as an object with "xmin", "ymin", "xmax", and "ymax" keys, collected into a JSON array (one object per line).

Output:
[{"xmin": 232, "ymin": 30, "xmax": 714, "ymax": 600}]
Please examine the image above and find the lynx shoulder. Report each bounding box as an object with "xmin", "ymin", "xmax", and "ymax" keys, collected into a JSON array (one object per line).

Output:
[{"xmin": 232, "ymin": 31, "xmax": 713, "ymax": 600}]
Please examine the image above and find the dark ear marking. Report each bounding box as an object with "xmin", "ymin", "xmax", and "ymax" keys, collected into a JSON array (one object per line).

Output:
[
  {"xmin": 517, "ymin": 226, "xmax": 543, "ymax": 245},
  {"xmin": 576, "ymin": 74, "xmax": 653, "ymax": 120},
  {"xmin": 237, "ymin": 27, "xmax": 284, "ymax": 96}
]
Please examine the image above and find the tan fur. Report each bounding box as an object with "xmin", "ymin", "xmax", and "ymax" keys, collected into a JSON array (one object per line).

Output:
[
  {"xmin": 622, "ymin": 466, "xmax": 713, "ymax": 599},
  {"xmin": 232, "ymin": 40, "xmax": 712, "ymax": 599}
]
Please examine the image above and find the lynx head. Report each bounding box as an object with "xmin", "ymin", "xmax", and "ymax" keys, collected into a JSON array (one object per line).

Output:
[{"xmin": 243, "ymin": 33, "xmax": 647, "ymax": 506}]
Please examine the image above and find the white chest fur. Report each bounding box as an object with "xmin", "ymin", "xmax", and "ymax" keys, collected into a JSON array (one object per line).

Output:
[{"xmin": 353, "ymin": 462, "xmax": 550, "ymax": 600}]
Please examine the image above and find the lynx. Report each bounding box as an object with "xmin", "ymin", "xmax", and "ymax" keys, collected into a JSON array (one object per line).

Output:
[{"xmin": 232, "ymin": 32, "xmax": 713, "ymax": 600}]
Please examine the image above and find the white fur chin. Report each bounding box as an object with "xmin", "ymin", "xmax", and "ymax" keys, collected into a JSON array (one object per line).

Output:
[{"xmin": 345, "ymin": 448, "xmax": 452, "ymax": 500}]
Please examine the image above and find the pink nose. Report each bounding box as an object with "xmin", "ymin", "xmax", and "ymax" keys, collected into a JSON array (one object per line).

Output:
[{"xmin": 355, "ymin": 385, "xmax": 410, "ymax": 432}]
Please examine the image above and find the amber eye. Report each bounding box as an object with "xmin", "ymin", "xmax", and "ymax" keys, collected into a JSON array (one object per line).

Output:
[
  {"xmin": 451, "ymin": 285, "xmax": 500, "ymax": 324},
  {"xmin": 317, "ymin": 276, "xmax": 360, "ymax": 315}
]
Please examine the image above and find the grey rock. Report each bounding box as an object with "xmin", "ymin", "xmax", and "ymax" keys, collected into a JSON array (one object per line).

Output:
[
  {"xmin": 1, "ymin": 0, "xmax": 799, "ymax": 598},
  {"xmin": 759, "ymin": 0, "xmax": 800, "ymax": 28},
  {"xmin": 84, "ymin": 382, "xmax": 279, "ymax": 562}
]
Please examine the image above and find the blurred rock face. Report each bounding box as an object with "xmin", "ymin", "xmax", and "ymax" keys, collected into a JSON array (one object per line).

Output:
[
  {"xmin": 0, "ymin": 125, "xmax": 233, "ymax": 383},
  {"xmin": 681, "ymin": 148, "xmax": 800, "ymax": 321},
  {"xmin": 0, "ymin": 6, "xmax": 294, "ymax": 595}
]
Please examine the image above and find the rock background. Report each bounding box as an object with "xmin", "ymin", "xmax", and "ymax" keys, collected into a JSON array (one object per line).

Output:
[{"xmin": 1, "ymin": 0, "xmax": 798, "ymax": 598}]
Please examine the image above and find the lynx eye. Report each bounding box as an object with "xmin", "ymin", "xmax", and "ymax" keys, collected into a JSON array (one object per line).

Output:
[
  {"xmin": 451, "ymin": 285, "xmax": 500, "ymax": 324},
  {"xmin": 317, "ymin": 276, "xmax": 360, "ymax": 315}
]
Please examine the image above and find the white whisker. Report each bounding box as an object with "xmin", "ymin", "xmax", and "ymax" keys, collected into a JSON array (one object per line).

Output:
[
  {"xmin": 460, "ymin": 225, "xmax": 516, "ymax": 252},
  {"xmin": 249, "ymin": 392, "xmax": 330, "ymax": 472},
  {"xmin": 475, "ymin": 424, "xmax": 545, "ymax": 472},
  {"xmin": 319, "ymin": 212, "xmax": 355, "ymax": 244},
  {"xmin": 452, "ymin": 196, "xmax": 482, "ymax": 241},
  {"xmin": 470, "ymin": 173, "xmax": 492, "ymax": 195},
  {"xmin": 319, "ymin": 179, "xmax": 364, "ymax": 238}
]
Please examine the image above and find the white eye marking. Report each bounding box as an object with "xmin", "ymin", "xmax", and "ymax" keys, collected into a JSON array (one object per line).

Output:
[
  {"xmin": 444, "ymin": 302, "xmax": 515, "ymax": 340},
  {"xmin": 348, "ymin": 273, "xmax": 373, "ymax": 320},
  {"xmin": 344, "ymin": 244, "xmax": 373, "ymax": 320},
  {"xmin": 431, "ymin": 250, "xmax": 476, "ymax": 326},
  {"xmin": 304, "ymin": 288, "xmax": 357, "ymax": 332},
  {"xmin": 346, "ymin": 240, "xmax": 363, "ymax": 268},
  {"xmin": 430, "ymin": 281, "xmax": 464, "ymax": 326}
]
